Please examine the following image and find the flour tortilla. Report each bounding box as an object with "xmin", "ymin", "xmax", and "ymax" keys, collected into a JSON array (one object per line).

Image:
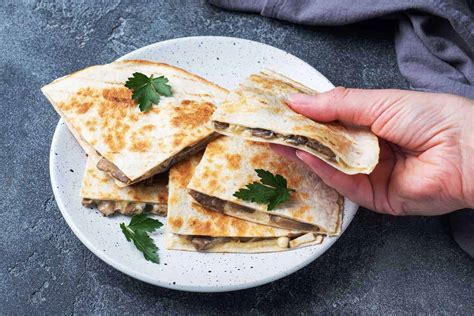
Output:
[
  {"xmin": 165, "ymin": 155, "xmax": 323, "ymax": 253},
  {"xmin": 80, "ymin": 158, "xmax": 168, "ymax": 216},
  {"xmin": 211, "ymin": 69, "xmax": 379, "ymax": 175},
  {"xmin": 187, "ymin": 137, "xmax": 343, "ymax": 236},
  {"xmin": 42, "ymin": 60, "xmax": 228, "ymax": 186}
]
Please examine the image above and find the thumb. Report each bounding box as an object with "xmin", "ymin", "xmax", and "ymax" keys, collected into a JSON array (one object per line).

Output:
[
  {"xmin": 295, "ymin": 150, "xmax": 375, "ymax": 211},
  {"xmin": 287, "ymin": 87, "xmax": 405, "ymax": 127}
]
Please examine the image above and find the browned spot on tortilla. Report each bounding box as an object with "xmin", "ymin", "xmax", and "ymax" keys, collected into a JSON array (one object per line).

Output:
[
  {"xmin": 59, "ymin": 96, "xmax": 92, "ymax": 114},
  {"xmin": 77, "ymin": 87, "xmax": 99, "ymax": 98},
  {"xmin": 230, "ymin": 216, "xmax": 249, "ymax": 235},
  {"xmin": 168, "ymin": 217, "xmax": 183, "ymax": 229},
  {"xmin": 140, "ymin": 124, "xmax": 155, "ymax": 132},
  {"xmin": 205, "ymin": 140, "xmax": 224, "ymax": 156},
  {"xmin": 85, "ymin": 119, "xmax": 97, "ymax": 132},
  {"xmin": 189, "ymin": 217, "xmax": 212, "ymax": 235},
  {"xmin": 130, "ymin": 140, "xmax": 151, "ymax": 152},
  {"xmin": 225, "ymin": 154, "xmax": 241, "ymax": 170},
  {"xmin": 77, "ymin": 101, "xmax": 93, "ymax": 114},
  {"xmin": 172, "ymin": 133, "xmax": 185, "ymax": 147},
  {"xmin": 201, "ymin": 167, "xmax": 218, "ymax": 180},
  {"xmin": 103, "ymin": 120, "xmax": 130, "ymax": 152},
  {"xmin": 293, "ymin": 205, "xmax": 310, "ymax": 219},
  {"xmin": 129, "ymin": 112, "xmax": 140, "ymax": 122},
  {"xmin": 168, "ymin": 194, "xmax": 179, "ymax": 206},
  {"xmin": 208, "ymin": 179, "xmax": 218, "ymax": 193},
  {"xmin": 293, "ymin": 124, "xmax": 318, "ymax": 133},
  {"xmin": 102, "ymin": 87, "xmax": 134, "ymax": 104},
  {"xmin": 171, "ymin": 160, "xmax": 194, "ymax": 188},
  {"xmin": 250, "ymin": 152, "xmax": 269, "ymax": 167},
  {"xmin": 249, "ymin": 74, "xmax": 303, "ymax": 93},
  {"xmin": 305, "ymin": 215, "xmax": 314, "ymax": 222},
  {"xmin": 171, "ymin": 100, "xmax": 215, "ymax": 129},
  {"xmin": 192, "ymin": 203, "xmax": 250, "ymax": 236}
]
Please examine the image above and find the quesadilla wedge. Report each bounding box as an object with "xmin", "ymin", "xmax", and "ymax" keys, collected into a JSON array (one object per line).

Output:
[
  {"xmin": 187, "ymin": 137, "xmax": 344, "ymax": 236},
  {"xmin": 81, "ymin": 158, "xmax": 168, "ymax": 216},
  {"xmin": 211, "ymin": 70, "xmax": 379, "ymax": 175},
  {"xmin": 165, "ymin": 155, "xmax": 324, "ymax": 253},
  {"xmin": 42, "ymin": 60, "xmax": 228, "ymax": 186}
]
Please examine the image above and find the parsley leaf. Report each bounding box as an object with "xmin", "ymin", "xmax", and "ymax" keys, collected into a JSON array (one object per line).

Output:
[
  {"xmin": 120, "ymin": 213, "xmax": 163, "ymax": 263},
  {"xmin": 124, "ymin": 72, "xmax": 172, "ymax": 112},
  {"xmin": 233, "ymin": 169, "xmax": 295, "ymax": 211}
]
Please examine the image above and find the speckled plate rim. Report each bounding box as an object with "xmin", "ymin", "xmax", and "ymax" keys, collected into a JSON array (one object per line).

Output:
[{"xmin": 50, "ymin": 36, "xmax": 358, "ymax": 292}]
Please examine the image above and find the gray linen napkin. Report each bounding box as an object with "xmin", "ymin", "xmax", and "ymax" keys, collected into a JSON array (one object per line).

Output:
[{"xmin": 209, "ymin": 0, "xmax": 474, "ymax": 97}]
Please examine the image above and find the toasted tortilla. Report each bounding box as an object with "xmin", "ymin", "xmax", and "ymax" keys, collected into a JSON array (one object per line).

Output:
[
  {"xmin": 211, "ymin": 70, "xmax": 379, "ymax": 175},
  {"xmin": 165, "ymin": 155, "xmax": 323, "ymax": 253},
  {"xmin": 187, "ymin": 137, "xmax": 343, "ymax": 236},
  {"xmin": 80, "ymin": 158, "xmax": 168, "ymax": 216},
  {"xmin": 42, "ymin": 60, "xmax": 228, "ymax": 186}
]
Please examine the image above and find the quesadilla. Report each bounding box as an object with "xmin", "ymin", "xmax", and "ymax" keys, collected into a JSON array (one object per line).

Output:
[
  {"xmin": 165, "ymin": 154, "xmax": 324, "ymax": 253},
  {"xmin": 211, "ymin": 70, "xmax": 379, "ymax": 175},
  {"xmin": 81, "ymin": 158, "xmax": 168, "ymax": 216},
  {"xmin": 187, "ymin": 137, "xmax": 343, "ymax": 236},
  {"xmin": 42, "ymin": 60, "xmax": 228, "ymax": 186}
]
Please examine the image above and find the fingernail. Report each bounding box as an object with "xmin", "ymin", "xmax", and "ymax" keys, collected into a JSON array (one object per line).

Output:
[{"xmin": 295, "ymin": 150, "xmax": 305, "ymax": 160}]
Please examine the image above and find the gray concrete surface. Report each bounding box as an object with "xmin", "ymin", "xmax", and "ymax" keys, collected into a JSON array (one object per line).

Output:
[{"xmin": 1, "ymin": 0, "xmax": 473, "ymax": 314}]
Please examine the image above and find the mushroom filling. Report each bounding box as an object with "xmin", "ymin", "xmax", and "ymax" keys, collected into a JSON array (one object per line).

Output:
[
  {"xmin": 213, "ymin": 122, "xmax": 336, "ymax": 161},
  {"xmin": 82, "ymin": 198, "xmax": 165, "ymax": 216},
  {"xmin": 247, "ymin": 127, "xmax": 275, "ymax": 139},
  {"xmin": 269, "ymin": 215, "xmax": 318, "ymax": 232},
  {"xmin": 96, "ymin": 158, "xmax": 130, "ymax": 183},
  {"xmin": 188, "ymin": 234, "xmax": 320, "ymax": 251},
  {"xmin": 189, "ymin": 190, "xmax": 255, "ymax": 213},
  {"xmin": 188, "ymin": 190, "xmax": 320, "ymax": 232},
  {"xmin": 95, "ymin": 133, "xmax": 218, "ymax": 185}
]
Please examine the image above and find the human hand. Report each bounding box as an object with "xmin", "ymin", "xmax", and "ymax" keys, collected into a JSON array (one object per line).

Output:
[{"xmin": 273, "ymin": 88, "xmax": 474, "ymax": 215}]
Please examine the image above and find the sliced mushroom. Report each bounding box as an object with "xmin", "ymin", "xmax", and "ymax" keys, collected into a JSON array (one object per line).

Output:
[
  {"xmin": 189, "ymin": 190, "xmax": 226, "ymax": 213},
  {"xmin": 96, "ymin": 158, "xmax": 131, "ymax": 184},
  {"xmin": 213, "ymin": 121, "xmax": 230, "ymax": 130},
  {"xmin": 149, "ymin": 203, "xmax": 167, "ymax": 216},
  {"xmin": 123, "ymin": 202, "xmax": 146, "ymax": 215},
  {"xmin": 249, "ymin": 128, "xmax": 275, "ymax": 139},
  {"xmin": 96, "ymin": 201, "xmax": 116, "ymax": 216},
  {"xmin": 306, "ymin": 140, "xmax": 336, "ymax": 160},
  {"xmin": 284, "ymin": 135, "xmax": 307, "ymax": 146},
  {"xmin": 226, "ymin": 201, "xmax": 256, "ymax": 213},
  {"xmin": 81, "ymin": 198, "xmax": 96, "ymax": 208},
  {"xmin": 269, "ymin": 215, "xmax": 318, "ymax": 232},
  {"xmin": 191, "ymin": 237, "xmax": 227, "ymax": 251}
]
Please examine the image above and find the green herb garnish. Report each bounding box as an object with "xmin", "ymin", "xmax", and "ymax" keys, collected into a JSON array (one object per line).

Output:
[
  {"xmin": 120, "ymin": 213, "xmax": 163, "ymax": 263},
  {"xmin": 233, "ymin": 169, "xmax": 295, "ymax": 211},
  {"xmin": 125, "ymin": 72, "xmax": 172, "ymax": 112}
]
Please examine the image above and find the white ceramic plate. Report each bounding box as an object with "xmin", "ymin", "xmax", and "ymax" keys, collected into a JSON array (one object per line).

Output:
[{"xmin": 50, "ymin": 36, "xmax": 357, "ymax": 292}]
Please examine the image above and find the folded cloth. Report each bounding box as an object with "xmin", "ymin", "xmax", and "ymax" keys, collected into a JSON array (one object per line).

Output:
[
  {"xmin": 209, "ymin": 0, "xmax": 474, "ymax": 98},
  {"xmin": 209, "ymin": 0, "xmax": 474, "ymax": 257}
]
